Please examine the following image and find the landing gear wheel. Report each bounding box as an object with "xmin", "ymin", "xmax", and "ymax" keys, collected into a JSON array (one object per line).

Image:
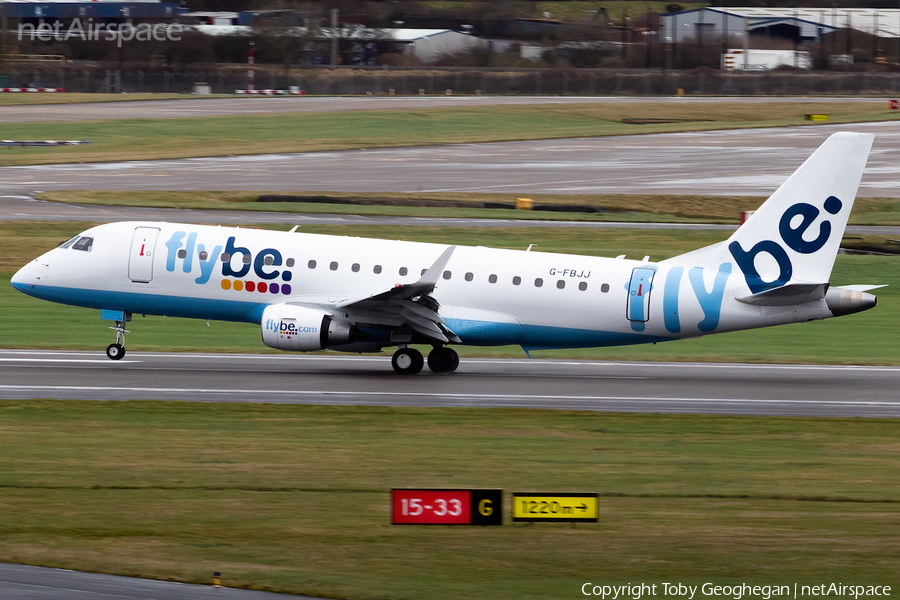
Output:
[
  {"xmin": 392, "ymin": 347, "xmax": 424, "ymax": 375},
  {"xmin": 107, "ymin": 318, "xmax": 130, "ymax": 361},
  {"xmin": 448, "ymin": 348, "xmax": 459, "ymax": 372},
  {"xmin": 106, "ymin": 343, "xmax": 125, "ymax": 360},
  {"xmin": 427, "ymin": 347, "xmax": 459, "ymax": 373}
]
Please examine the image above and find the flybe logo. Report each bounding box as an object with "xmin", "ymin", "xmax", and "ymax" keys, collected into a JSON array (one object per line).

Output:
[
  {"xmin": 164, "ymin": 231, "xmax": 294, "ymax": 295},
  {"xmin": 728, "ymin": 197, "xmax": 842, "ymax": 294},
  {"xmin": 264, "ymin": 319, "xmax": 317, "ymax": 335}
]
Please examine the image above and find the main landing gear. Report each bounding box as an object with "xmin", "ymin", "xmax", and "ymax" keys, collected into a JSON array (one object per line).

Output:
[
  {"xmin": 106, "ymin": 320, "xmax": 129, "ymax": 361},
  {"xmin": 391, "ymin": 346, "xmax": 459, "ymax": 375}
]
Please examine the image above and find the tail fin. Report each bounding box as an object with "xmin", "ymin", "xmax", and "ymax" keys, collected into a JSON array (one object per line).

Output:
[{"xmin": 665, "ymin": 132, "xmax": 874, "ymax": 292}]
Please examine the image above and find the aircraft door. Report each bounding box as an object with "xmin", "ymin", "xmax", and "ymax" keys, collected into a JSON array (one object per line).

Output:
[
  {"xmin": 626, "ymin": 266, "xmax": 657, "ymax": 323},
  {"xmin": 128, "ymin": 227, "xmax": 160, "ymax": 283}
]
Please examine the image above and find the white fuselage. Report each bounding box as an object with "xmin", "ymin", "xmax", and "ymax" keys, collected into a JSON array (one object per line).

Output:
[{"xmin": 11, "ymin": 221, "xmax": 836, "ymax": 352}]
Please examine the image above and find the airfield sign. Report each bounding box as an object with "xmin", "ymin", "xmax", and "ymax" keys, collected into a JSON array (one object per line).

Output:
[
  {"xmin": 391, "ymin": 489, "xmax": 502, "ymax": 525},
  {"xmin": 512, "ymin": 492, "xmax": 599, "ymax": 523}
]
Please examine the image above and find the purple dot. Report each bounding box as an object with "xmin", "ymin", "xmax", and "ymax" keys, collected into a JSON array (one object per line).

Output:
[
  {"xmin": 281, "ymin": 284, "xmax": 291, "ymax": 295},
  {"xmin": 270, "ymin": 283, "xmax": 279, "ymax": 294}
]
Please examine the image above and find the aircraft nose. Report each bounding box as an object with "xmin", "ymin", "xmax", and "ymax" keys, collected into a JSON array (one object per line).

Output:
[{"xmin": 10, "ymin": 261, "xmax": 39, "ymax": 292}]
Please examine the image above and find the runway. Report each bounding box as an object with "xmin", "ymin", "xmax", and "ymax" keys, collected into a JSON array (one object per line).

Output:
[
  {"xmin": 3, "ymin": 121, "xmax": 900, "ymax": 199},
  {"xmin": 1, "ymin": 351, "xmax": 897, "ymax": 418}
]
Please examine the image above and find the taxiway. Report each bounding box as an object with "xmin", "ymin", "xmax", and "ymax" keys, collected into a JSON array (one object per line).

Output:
[{"xmin": 3, "ymin": 121, "xmax": 900, "ymax": 199}]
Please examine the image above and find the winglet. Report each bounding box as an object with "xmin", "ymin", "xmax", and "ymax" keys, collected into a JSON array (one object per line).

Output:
[
  {"xmin": 335, "ymin": 245, "xmax": 456, "ymax": 309},
  {"xmin": 417, "ymin": 245, "xmax": 456, "ymax": 289}
]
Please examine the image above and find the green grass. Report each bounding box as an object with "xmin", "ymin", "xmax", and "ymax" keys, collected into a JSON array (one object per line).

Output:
[
  {"xmin": 3, "ymin": 221, "xmax": 898, "ymax": 364},
  {"xmin": 3, "ymin": 102, "xmax": 900, "ymax": 166},
  {"xmin": 36, "ymin": 190, "xmax": 900, "ymax": 226},
  {"xmin": 0, "ymin": 401, "xmax": 897, "ymax": 598}
]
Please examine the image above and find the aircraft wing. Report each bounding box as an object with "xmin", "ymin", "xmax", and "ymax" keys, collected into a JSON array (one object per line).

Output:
[{"xmin": 288, "ymin": 245, "xmax": 461, "ymax": 343}]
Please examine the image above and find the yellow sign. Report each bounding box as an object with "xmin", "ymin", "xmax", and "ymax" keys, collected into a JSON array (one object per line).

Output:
[
  {"xmin": 805, "ymin": 114, "xmax": 829, "ymax": 121},
  {"xmin": 512, "ymin": 493, "xmax": 599, "ymax": 522}
]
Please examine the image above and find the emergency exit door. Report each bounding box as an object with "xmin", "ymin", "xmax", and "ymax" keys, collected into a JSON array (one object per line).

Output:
[
  {"xmin": 128, "ymin": 227, "xmax": 160, "ymax": 283},
  {"xmin": 626, "ymin": 266, "xmax": 657, "ymax": 323}
]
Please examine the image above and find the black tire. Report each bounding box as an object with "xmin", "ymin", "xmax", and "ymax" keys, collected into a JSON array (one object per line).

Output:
[
  {"xmin": 427, "ymin": 347, "xmax": 456, "ymax": 373},
  {"xmin": 447, "ymin": 348, "xmax": 460, "ymax": 372},
  {"xmin": 392, "ymin": 348, "xmax": 423, "ymax": 375},
  {"xmin": 106, "ymin": 343, "xmax": 125, "ymax": 360}
]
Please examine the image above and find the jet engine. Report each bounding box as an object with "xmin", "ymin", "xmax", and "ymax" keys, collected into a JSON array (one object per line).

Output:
[{"xmin": 261, "ymin": 304, "xmax": 354, "ymax": 351}]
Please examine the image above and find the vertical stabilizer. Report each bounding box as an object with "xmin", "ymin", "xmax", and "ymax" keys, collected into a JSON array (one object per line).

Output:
[{"xmin": 665, "ymin": 132, "xmax": 874, "ymax": 292}]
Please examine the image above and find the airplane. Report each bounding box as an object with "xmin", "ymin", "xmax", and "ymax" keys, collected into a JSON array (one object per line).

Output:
[{"xmin": 10, "ymin": 132, "xmax": 883, "ymax": 374}]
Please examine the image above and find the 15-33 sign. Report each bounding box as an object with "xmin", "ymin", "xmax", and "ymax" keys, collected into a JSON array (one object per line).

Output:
[{"xmin": 391, "ymin": 489, "xmax": 502, "ymax": 525}]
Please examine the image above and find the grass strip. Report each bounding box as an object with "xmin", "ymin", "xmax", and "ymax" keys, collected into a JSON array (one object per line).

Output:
[
  {"xmin": 2, "ymin": 221, "xmax": 898, "ymax": 364},
  {"xmin": 0, "ymin": 401, "xmax": 897, "ymax": 598},
  {"xmin": 2, "ymin": 101, "xmax": 899, "ymax": 166},
  {"xmin": 2, "ymin": 483, "xmax": 897, "ymax": 503},
  {"xmin": 36, "ymin": 190, "xmax": 900, "ymax": 226}
]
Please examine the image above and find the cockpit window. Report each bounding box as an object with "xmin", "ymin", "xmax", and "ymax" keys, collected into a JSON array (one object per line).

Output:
[
  {"xmin": 72, "ymin": 236, "xmax": 93, "ymax": 252},
  {"xmin": 58, "ymin": 236, "xmax": 80, "ymax": 249}
]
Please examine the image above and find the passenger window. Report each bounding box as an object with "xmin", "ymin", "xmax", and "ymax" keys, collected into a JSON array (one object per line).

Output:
[
  {"xmin": 443, "ymin": 271, "xmax": 452, "ymax": 280},
  {"xmin": 557, "ymin": 280, "xmax": 565, "ymax": 289},
  {"xmin": 308, "ymin": 260, "xmax": 317, "ymax": 269},
  {"xmin": 330, "ymin": 261, "xmax": 339, "ymax": 271},
  {"xmin": 535, "ymin": 278, "xmax": 543, "ymax": 287},
  {"xmin": 72, "ymin": 237, "xmax": 93, "ymax": 252},
  {"xmin": 488, "ymin": 274, "xmax": 497, "ymax": 284},
  {"xmin": 221, "ymin": 252, "xmax": 231, "ymax": 262},
  {"xmin": 242, "ymin": 254, "xmax": 252, "ymax": 264},
  {"xmin": 264, "ymin": 255, "xmax": 274, "ymax": 266},
  {"xmin": 601, "ymin": 283, "xmax": 610, "ymax": 293},
  {"xmin": 465, "ymin": 272, "xmax": 474, "ymax": 282},
  {"xmin": 512, "ymin": 276, "xmax": 521, "ymax": 286},
  {"xmin": 399, "ymin": 267, "xmax": 408, "ymax": 276},
  {"xmin": 286, "ymin": 258, "xmax": 295, "ymax": 267},
  {"xmin": 177, "ymin": 249, "xmax": 187, "ymax": 259},
  {"xmin": 579, "ymin": 282, "xmax": 588, "ymax": 291},
  {"xmin": 199, "ymin": 251, "xmax": 209, "ymax": 261},
  {"xmin": 352, "ymin": 263, "xmax": 360, "ymax": 273},
  {"xmin": 374, "ymin": 265, "xmax": 382, "ymax": 274},
  {"xmin": 59, "ymin": 236, "xmax": 79, "ymax": 249}
]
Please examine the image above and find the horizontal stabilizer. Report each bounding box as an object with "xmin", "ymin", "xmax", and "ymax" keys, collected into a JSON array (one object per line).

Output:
[{"xmin": 737, "ymin": 283, "xmax": 828, "ymax": 306}]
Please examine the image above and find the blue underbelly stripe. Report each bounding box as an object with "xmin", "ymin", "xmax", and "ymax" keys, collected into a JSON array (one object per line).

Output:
[{"xmin": 12, "ymin": 283, "xmax": 266, "ymax": 324}]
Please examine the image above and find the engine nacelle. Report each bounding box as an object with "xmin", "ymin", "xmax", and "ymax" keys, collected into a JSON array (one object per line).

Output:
[{"xmin": 261, "ymin": 304, "xmax": 353, "ymax": 351}]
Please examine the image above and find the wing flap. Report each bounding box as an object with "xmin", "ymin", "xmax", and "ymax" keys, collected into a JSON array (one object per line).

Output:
[{"xmin": 334, "ymin": 246, "xmax": 460, "ymax": 344}]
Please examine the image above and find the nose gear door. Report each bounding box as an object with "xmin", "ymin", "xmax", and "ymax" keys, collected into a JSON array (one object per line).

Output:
[{"xmin": 128, "ymin": 227, "xmax": 160, "ymax": 283}]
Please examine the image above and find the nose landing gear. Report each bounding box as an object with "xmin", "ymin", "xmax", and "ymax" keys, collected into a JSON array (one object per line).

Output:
[{"xmin": 106, "ymin": 320, "xmax": 129, "ymax": 360}]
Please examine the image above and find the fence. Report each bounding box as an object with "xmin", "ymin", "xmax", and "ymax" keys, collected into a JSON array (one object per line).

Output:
[{"xmin": 5, "ymin": 65, "xmax": 900, "ymax": 96}]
